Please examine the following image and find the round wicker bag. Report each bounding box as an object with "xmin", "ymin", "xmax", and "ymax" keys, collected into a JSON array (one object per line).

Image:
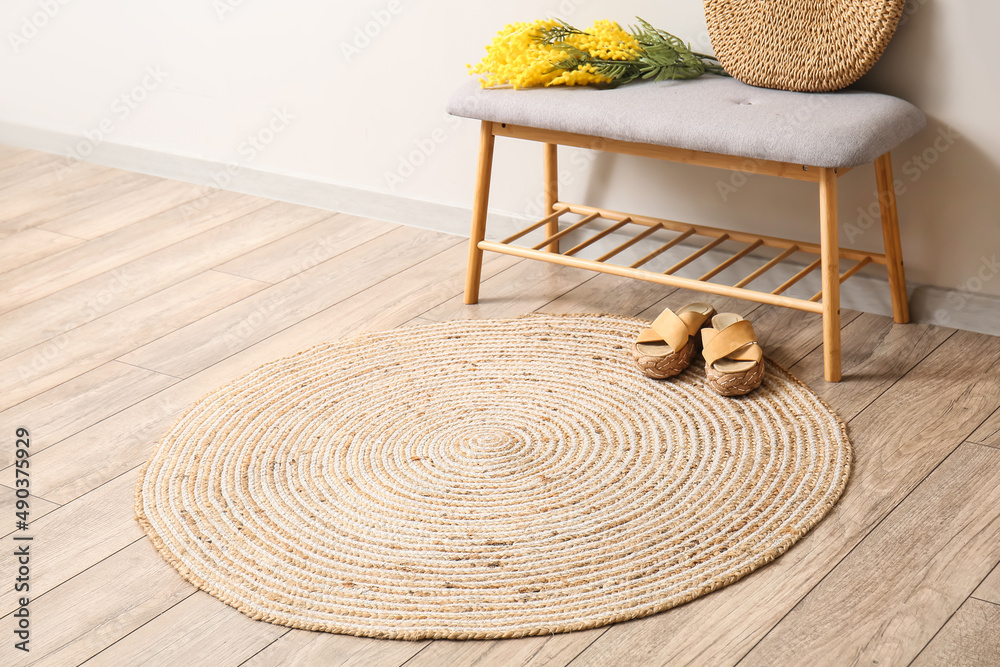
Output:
[{"xmin": 703, "ymin": 0, "xmax": 906, "ymax": 92}]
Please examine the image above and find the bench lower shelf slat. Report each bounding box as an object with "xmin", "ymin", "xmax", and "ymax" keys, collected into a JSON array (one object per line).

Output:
[
  {"xmin": 481, "ymin": 203, "xmax": 889, "ymax": 315},
  {"xmin": 478, "ymin": 239, "xmax": 825, "ymax": 314},
  {"xmin": 555, "ymin": 201, "xmax": 886, "ymax": 266}
]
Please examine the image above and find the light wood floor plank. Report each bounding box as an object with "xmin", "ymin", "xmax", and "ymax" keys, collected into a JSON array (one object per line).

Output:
[
  {"xmin": 970, "ymin": 406, "xmax": 1000, "ymax": 448},
  {"xmin": 0, "ymin": 149, "xmax": 79, "ymax": 191},
  {"xmin": 21, "ymin": 243, "xmax": 514, "ymax": 507},
  {"xmin": 748, "ymin": 306, "xmax": 858, "ymax": 369},
  {"xmin": 0, "ymin": 190, "xmax": 271, "ymax": 314},
  {"xmin": 567, "ymin": 328, "xmax": 1000, "ymax": 667},
  {"xmin": 0, "ymin": 162, "xmax": 124, "ymax": 230},
  {"xmin": 2, "ymin": 539, "xmax": 194, "ymax": 667},
  {"xmin": 1, "ymin": 270, "xmax": 267, "ymax": 409},
  {"xmin": 741, "ymin": 444, "xmax": 1000, "ymax": 666},
  {"xmin": 0, "ymin": 145, "xmax": 49, "ymax": 167},
  {"xmin": 1, "ymin": 200, "xmax": 335, "ymax": 359},
  {"xmin": 911, "ymin": 598, "xmax": 1000, "ymax": 667},
  {"xmin": 421, "ymin": 259, "xmax": 595, "ymax": 322},
  {"xmin": 0, "ymin": 483, "xmax": 59, "ymax": 533},
  {"xmin": 40, "ymin": 177, "xmax": 215, "ymax": 240},
  {"xmin": 19, "ymin": 382, "xmax": 209, "ymax": 506},
  {"xmin": 0, "ymin": 228, "xmax": 84, "ymax": 274},
  {"xmin": 1, "ymin": 170, "xmax": 158, "ymax": 236},
  {"xmin": 0, "ymin": 144, "xmax": 28, "ymax": 163},
  {"xmin": 973, "ymin": 565, "xmax": 1000, "ymax": 605},
  {"xmin": 403, "ymin": 631, "xmax": 604, "ymax": 667},
  {"xmin": 536, "ymin": 272, "xmax": 678, "ymax": 317},
  {"xmin": 339, "ymin": 244, "xmax": 520, "ymax": 337},
  {"xmin": 635, "ymin": 285, "xmax": 760, "ymax": 323},
  {"xmin": 119, "ymin": 226, "xmax": 459, "ymax": 378},
  {"xmin": 242, "ymin": 630, "xmax": 428, "ymax": 667},
  {"xmin": 401, "ymin": 315, "xmax": 440, "ymax": 328},
  {"xmin": 214, "ymin": 213, "xmax": 397, "ymax": 284},
  {"xmin": 831, "ymin": 331, "xmax": 1000, "ymax": 524},
  {"xmin": 0, "ymin": 360, "xmax": 176, "ymax": 464},
  {"xmin": 789, "ymin": 313, "xmax": 954, "ymax": 421},
  {"xmin": 81, "ymin": 591, "xmax": 287, "ymax": 667},
  {"xmin": 0, "ymin": 472, "xmax": 142, "ymax": 617}
]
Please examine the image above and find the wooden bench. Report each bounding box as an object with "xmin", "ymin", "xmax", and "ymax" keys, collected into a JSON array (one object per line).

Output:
[{"xmin": 447, "ymin": 76, "xmax": 926, "ymax": 381}]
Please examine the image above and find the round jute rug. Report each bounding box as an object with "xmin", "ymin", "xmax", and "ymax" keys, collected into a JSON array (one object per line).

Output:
[{"xmin": 135, "ymin": 314, "xmax": 851, "ymax": 640}]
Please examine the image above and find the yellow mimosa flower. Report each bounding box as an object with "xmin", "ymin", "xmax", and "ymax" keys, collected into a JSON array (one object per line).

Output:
[{"xmin": 468, "ymin": 17, "xmax": 725, "ymax": 88}]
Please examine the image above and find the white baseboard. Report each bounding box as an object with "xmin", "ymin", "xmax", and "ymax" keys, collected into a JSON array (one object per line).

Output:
[
  {"xmin": 2, "ymin": 121, "xmax": 997, "ymax": 337},
  {"xmin": 908, "ymin": 286, "xmax": 1000, "ymax": 337}
]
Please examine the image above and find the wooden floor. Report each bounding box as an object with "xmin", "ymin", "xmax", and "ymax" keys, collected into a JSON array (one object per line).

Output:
[{"xmin": 1, "ymin": 145, "xmax": 999, "ymax": 667}]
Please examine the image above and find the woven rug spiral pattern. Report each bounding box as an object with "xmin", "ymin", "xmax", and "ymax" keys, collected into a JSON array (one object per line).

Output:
[
  {"xmin": 136, "ymin": 314, "xmax": 851, "ymax": 640},
  {"xmin": 703, "ymin": 0, "xmax": 906, "ymax": 91}
]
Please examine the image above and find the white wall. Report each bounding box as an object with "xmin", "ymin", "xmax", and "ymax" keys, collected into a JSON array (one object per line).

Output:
[{"xmin": 2, "ymin": 0, "xmax": 998, "ymax": 321}]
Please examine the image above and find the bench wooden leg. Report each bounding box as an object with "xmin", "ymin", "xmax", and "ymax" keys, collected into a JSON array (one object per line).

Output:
[
  {"xmin": 464, "ymin": 121, "xmax": 495, "ymax": 304},
  {"xmin": 819, "ymin": 167, "xmax": 842, "ymax": 382},
  {"xmin": 543, "ymin": 143, "xmax": 559, "ymax": 253},
  {"xmin": 874, "ymin": 152, "xmax": 910, "ymax": 323}
]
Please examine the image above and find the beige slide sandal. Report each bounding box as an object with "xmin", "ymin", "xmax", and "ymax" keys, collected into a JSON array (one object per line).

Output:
[
  {"xmin": 701, "ymin": 313, "xmax": 765, "ymax": 396},
  {"xmin": 633, "ymin": 303, "xmax": 717, "ymax": 379}
]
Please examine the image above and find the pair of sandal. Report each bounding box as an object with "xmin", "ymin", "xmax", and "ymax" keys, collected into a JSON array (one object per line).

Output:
[{"xmin": 632, "ymin": 303, "xmax": 765, "ymax": 396}]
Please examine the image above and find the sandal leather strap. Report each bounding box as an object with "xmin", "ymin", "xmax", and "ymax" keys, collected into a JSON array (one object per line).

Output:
[
  {"xmin": 702, "ymin": 320, "xmax": 763, "ymax": 367},
  {"xmin": 636, "ymin": 308, "xmax": 690, "ymax": 353},
  {"xmin": 677, "ymin": 309, "xmax": 711, "ymax": 334}
]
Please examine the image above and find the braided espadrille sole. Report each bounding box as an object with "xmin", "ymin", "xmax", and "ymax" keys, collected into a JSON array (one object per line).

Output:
[
  {"xmin": 632, "ymin": 338, "xmax": 697, "ymax": 379},
  {"xmin": 706, "ymin": 358, "xmax": 766, "ymax": 397}
]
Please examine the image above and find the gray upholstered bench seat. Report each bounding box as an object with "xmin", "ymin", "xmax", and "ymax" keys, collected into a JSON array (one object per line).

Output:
[{"xmin": 447, "ymin": 76, "xmax": 925, "ymax": 168}]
